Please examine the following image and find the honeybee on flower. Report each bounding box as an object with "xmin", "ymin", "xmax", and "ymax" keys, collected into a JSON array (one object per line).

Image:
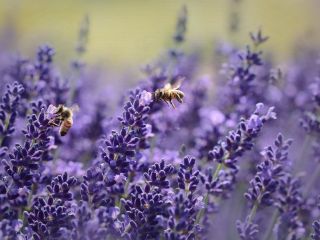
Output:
[{"xmin": 47, "ymin": 104, "xmax": 79, "ymax": 136}]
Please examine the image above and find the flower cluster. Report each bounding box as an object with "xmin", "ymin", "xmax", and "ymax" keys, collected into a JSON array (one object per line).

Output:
[
  {"xmin": 236, "ymin": 133, "xmax": 306, "ymax": 240},
  {"xmin": 1, "ymin": 4, "xmax": 320, "ymax": 240},
  {"xmin": 0, "ymin": 82, "xmax": 24, "ymax": 148},
  {"xmin": 165, "ymin": 156, "xmax": 200, "ymax": 240}
]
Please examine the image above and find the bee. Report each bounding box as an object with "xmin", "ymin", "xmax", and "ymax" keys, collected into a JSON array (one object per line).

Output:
[
  {"xmin": 153, "ymin": 78, "xmax": 185, "ymax": 108},
  {"xmin": 47, "ymin": 104, "xmax": 79, "ymax": 136}
]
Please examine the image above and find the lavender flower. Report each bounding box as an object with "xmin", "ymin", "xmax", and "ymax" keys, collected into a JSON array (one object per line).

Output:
[
  {"xmin": 143, "ymin": 159, "xmax": 175, "ymax": 188},
  {"xmin": 208, "ymin": 103, "xmax": 276, "ymax": 171},
  {"xmin": 236, "ymin": 217, "xmax": 259, "ymax": 240},
  {"xmin": 216, "ymin": 32, "xmax": 270, "ymax": 119},
  {"xmin": 173, "ymin": 5, "xmax": 188, "ymax": 44},
  {"xmin": 24, "ymin": 196, "xmax": 75, "ymax": 240},
  {"xmin": 0, "ymin": 219, "xmax": 23, "ymax": 239},
  {"xmin": 0, "ymin": 81, "xmax": 24, "ymax": 147},
  {"xmin": 312, "ymin": 220, "xmax": 320, "ymax": 240},
  {"xmin": 81, "ymin": 166, "xmax": 109, "ymax": 209},
  {"xmin": 250, "ymin": 29, "xmax": 269, "ymax": 48},
  {"xmin": 121, "ymin": 183, "xmax": 170, "ymax": 239},
  {"xmin": 198, "ymin": 103, "xmax": 276, "ymax": 236},
  {"xmin": 237, "ymin": 133, "xmax": 301, "ymax": 240},
  {"xmin": 165, "ymin": 156, "xmax": 200, "ymax": 240},
  {"xmin": 24, "ymin": 172, "xmax": 77, "ymax": 239},
  {"xmin": 0, "ymin": 107, "xmax": 56, "ymax": 232},
  {"xmin": 275, "ymin": 175, "xmax": 305, "ymax": 239},
  {"xmin": 101, "ymin": 89, "xmax": 151, "ymax": 177}
]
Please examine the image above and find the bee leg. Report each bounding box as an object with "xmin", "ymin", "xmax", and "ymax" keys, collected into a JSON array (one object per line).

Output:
[
  {"xmin": 55, "ymin": 105, "xmax": 63, "ymax": 114},
  {"xmin": 169, "ymin": 100, "xmax": 176, "ymax": 109},
  {"xmin": 48, "ymin": 121, "xmax": 60, "ymax": 127},
  {"xmin": 49, "ymin": 117, "xmax": 63, "ymax": 127},
  {"xmin": 163, "ymin": 99, "xmax": 170, "ymax": 106},
  {"xmin": 176, "ymin": 95, "xmax": 183, "ymax": 103}
]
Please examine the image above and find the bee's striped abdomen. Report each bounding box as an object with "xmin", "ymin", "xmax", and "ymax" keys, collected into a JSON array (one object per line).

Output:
[{"xmin": 59, "ymin": 118, "xmax": 73, "ymax": 136}]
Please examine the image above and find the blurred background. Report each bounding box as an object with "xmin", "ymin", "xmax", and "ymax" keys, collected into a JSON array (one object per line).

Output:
[{"xmin": 0, "ymin": 0, "xmax": 319, "ymax": 71}]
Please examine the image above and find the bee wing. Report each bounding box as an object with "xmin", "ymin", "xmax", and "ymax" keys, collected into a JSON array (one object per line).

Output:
[
  {"xmin": 163, "ymin": 83, "xmax": 172, "ymax": 90},
  {"xmin": 169, "ymin": 100, "xmax": 176, "ymax": 109},
  {"xmin": 70, "ymin": 104, "xmax": 80, "ymax": 113},
  {"xmin": 47, "ymin": 104, "xmax": 58, "ymax": 114},
  {"xmin": 171, "ymin": 76, "xmax": 185, "ymax": 89}
]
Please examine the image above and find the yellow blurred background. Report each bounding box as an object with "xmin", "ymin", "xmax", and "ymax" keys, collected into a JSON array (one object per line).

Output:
[{"xmin": 0, "ymin": 0, "xmax": 319, "ymax": 70}]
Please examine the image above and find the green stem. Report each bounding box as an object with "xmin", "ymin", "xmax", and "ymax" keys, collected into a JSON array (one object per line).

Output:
[
  {"xmin": 213, "ymin": 163, "xmax": 223, "ymax": 179},
  {"xmin": 294, "ymin": 134, "xmax": 312, "ymax": 173},
  {"xmin": 247, "ymin": 200, "xmax": 259, "ymax": 223},
  {"xmin": 118, "ymin": 172, "xmax": 133, "ymax": 210},
  {"xmin": 0, "ymin": 113, "xmax": 11, "ymax": 147},
  {"xmin": 262, "ymin": 210, "xmax": 279, "ymax": 240},
  {"xmin": 0, "ymin": 136, "xmax": 4, "ymax": 147},
  {"xmin": 303, "ymin": 163, "xmax": 320, "ymax": 197},
  {"xmin": 123, "ymin": 224, "xmax": 131, "ymax": 235},
  {"xmin": 124, "ymin": 172, "xmax": 133, "ymax": 197},
  {"xmin": 247, "ymin": 190, "xmax": 264, "ymax": 224}
]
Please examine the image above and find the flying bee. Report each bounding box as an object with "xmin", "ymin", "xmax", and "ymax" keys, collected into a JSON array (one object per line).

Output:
[
  {"xmin": 153, "ymin": 78, "xmax": 185, "ymax": 108},
  {"xmin": 47, "ymin": 104, "xmax": 79, "ymax": 136}
]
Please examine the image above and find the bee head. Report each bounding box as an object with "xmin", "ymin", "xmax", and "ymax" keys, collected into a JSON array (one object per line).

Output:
[
  {"xmin": 55, "ymin": 105, "xmax": 64, "ymax": 114},
  {"xmin": 61, "ymin": 109, "xmax": 71, "ymax": 119},
  {"xmin": 154, "ymin": 89, "xmax": 163, "ymax": 100}
]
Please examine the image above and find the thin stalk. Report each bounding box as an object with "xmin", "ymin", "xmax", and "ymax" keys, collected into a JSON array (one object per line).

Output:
[
  {"xmin": 294, "ymin": 134, "xmax": 312, "ymax": 173},
  {"xmin": 247, "ymin": 190, "xmax": 264, "ymax": 226},
  {"xmin": 118, "ymin": 171, "xmax": 133, "ymax": 211},
  {"xmin": 303, "ymin": 163, "xmax": 320, "ymax": 197},
  {"xmin": 247, "ymin": 199, "xmax": 259, "ymax": 223},
  {"xmin": 0, "ymin": 115, "xmax": 11, "ymax": 147},
  {"xmin": 213, "ymin": 163, "xmax": 223, "ymax": 179},
  {"xmin": 0, "ymin": 136, "xmax": 4, "ymax": 147},
  {"xmin": 262, "ymin": 210, "xmax": 279, "ymax": 240},
  {"xmin": 123, "ymin": 172, "xmax": 133, "ymax": 197}
]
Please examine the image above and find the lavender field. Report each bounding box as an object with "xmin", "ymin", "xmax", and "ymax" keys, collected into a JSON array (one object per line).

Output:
[{"xmin": 1, "ymin": 1, "xmax": 320, "ymax": 240}]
